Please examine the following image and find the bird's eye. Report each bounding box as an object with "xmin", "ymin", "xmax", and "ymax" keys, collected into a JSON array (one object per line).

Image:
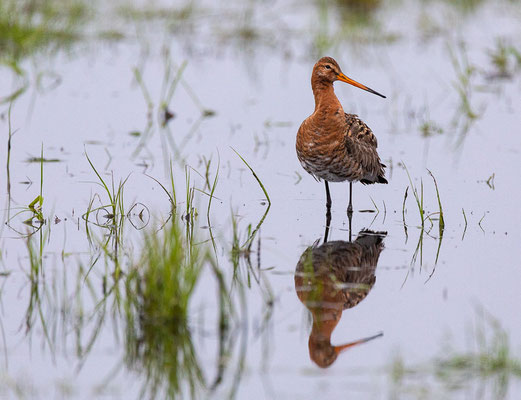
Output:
[{"xmin": 325, "ymin": 65, "xmax": 331, "ymax": 70}]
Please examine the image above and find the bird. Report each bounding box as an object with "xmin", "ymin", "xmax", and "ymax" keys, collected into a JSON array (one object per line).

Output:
[
  {"xmin": 294, "ymin": 229, "xmax": 386, "ymax": 368},
  {"xmin": 296, "ymin": 56, "xmax": 387, "ymax": 216}
]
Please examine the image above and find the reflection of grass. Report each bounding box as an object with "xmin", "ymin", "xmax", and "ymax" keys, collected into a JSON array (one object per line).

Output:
[
  {"xmin": 461, "ymin": 208, "xmax": 468, "ymax": 240},
  {"xmin": 448, "ymin": 42, "xmax": 481, "ymax": 147},
  {"xmin": 83, "ymin": 152, "xmax": 129, "ymax": 272},
  {"xmin": 404, "ymin": 164, "xmax": 425, "ymax": 229},
  {"xmin": 450, "ymin": 43, "xmax": 478, "ymax": 120},
  {"xmin": 333, "ymin": 0, "xmax": 382, "ymax": 25},
  {"xmin": 0, "ymin": 0, "xmax": 89, "ymax": 103},
  {"xmin": 312, "ymin": 0, "xmax": 398, "ymax": 55},
  {"xmin": 147, "ymin": 160, "xmax": 177, "ymax": 217},
  {"xmin": 402, "ymin": 166, "xmax": 445, "ymax": 274},
  {"xmin": 132, "ymin": 50, "xmax": 215, "ymax": 162},
  {"xmin": 124, "ymin": 217, "xmax": 207, "ymax": 398},
  {"xmin": 227, "ymin": 210, "xmax": 273, "ymax": 395},
  {"xmin": 204, "ymin": 157, "xmax": 220, "ymax": 255},
  {"xmin": 231, "ymin": 149, "xmax": 271, "ymax": 249},
  {"xmin": 0, "ymin": 0, "xmax": 88, "ymax": 61},
  {"xmin": 441, "ymin": 0, "xmax": 485, "ymax": 14},
  {"xmin": 5, "ymin": 145, "xmax": 45, "ymax": 233},
  {"xmin": 123, "ymin": 166, "xmax": 253, "ymax": 398},
  {"xmin": 6, "ymin": 103, "xmax": 13, "ymax": 196},
  {"xmin": 25, "ymin": 226, "xmax": 54, "ymax": 355},
  {"xmin": 118, "ymin": 3, "xmax": 195, "ymax": 21},
  {"xmin": 389, "ymin": 309, "xmax": 521, "ymax": 399},
  {"xmin": 486, "ymin": 39, "xmax": 521, "ymax": 80},
  {"xmin": 485, "ymin": 173, "xmax": 496, "ymax": 190},
  {"xmin": 402, "ymin": 186, "xmax": 408, "ymax": 241},
  {"xmin": 228, "ymin": 147, "xmax": 272, "ymax": 288},
  {"xmin": 419, "ymin": 120, "xmax": 443, "ymax": 138},
  {"xmin": 9, "ymin": 148, "xmax": 268, "ymax": 397},
  {"xmin": 428, "ymin": 170, "xmax": 444, "ymax": 232},
  {"xmin": 428, "ymin": 170, "xmax": 444, "ymax": 268},
  {"xmin": 84, "ymin": 152, "xmax": 127, "ymax": 220}
]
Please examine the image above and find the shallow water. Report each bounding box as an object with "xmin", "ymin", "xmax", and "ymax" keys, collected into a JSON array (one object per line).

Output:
[{"xmin": 1, "ymin": 0, "xmax": 521, "ymax": 398}]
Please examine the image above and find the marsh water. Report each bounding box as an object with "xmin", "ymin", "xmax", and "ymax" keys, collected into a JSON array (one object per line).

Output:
[{"xmin": 1, "ymin": 0, "xmax": 521, "ymax": 399}]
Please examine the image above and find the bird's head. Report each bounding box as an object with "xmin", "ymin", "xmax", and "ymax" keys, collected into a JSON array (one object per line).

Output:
[{"xmin": 312, "ymin": 56, "xmax": 386, "ymax": 98}]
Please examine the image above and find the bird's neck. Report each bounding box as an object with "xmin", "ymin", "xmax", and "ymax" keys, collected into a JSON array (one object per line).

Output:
[
  {"xmin": 310, "ymin": 303, "xmax": 343, "ymax": 338},
  {"xmin": 312, "ymin": 81, "xmax": 343, "ymax": 113}
]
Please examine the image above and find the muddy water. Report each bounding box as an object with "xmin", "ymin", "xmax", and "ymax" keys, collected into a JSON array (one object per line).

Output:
[{"xmin": 1, "ymin": 0, "xmax": 521, "ymax": 398}]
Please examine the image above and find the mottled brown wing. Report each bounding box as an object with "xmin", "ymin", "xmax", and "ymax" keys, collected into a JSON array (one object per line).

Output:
[
  {"xmin": 354, "ymin": 230, "xmax": 386, "ymax": 271},
  {"xmin": 345, "ymin": 113, "xmax": 378, "ymax": 148},
  {"xmin": 344, "ymin": 113, "xmax": 387, "ymax": 184}
]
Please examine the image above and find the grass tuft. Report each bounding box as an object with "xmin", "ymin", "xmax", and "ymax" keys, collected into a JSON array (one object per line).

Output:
[
  {"xmin": 124, "ymin": 217, "xmax": 208, "ymax": 398},
  {"xmin": 83, "ymin": 151, "xmax": 129, "ymax": 272},
  {"xmin": 231, "ymin": 148, "xmax": 271, "ymax": 249},
  {"xmin": 428, "ymin": 169, "xmax": 445, "ymax": 233},
  {"xmin": 390, "ymin": 308, "xmax": 521, "ymax": 398},
  {"xmin": 0, "ymin": 0, "xmax": 89, "ymax": 66},
  {"xmin": 404, "ymin": 164, "xmax": 424, "ymax": 228},
  {"xmin": 486, "ymin": 38, "xmax": 521, "ymax": 80}
]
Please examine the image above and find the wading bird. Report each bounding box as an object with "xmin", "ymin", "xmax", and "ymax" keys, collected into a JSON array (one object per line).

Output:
[{"xmin": 296, "ymin": 57, "xmax": 387, "ymax": 216}]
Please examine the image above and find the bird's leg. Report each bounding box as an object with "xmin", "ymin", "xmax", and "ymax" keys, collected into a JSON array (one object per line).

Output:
[
  {"xmin": 325, "ymin": 181, "xmax": 332, "ymax": 218},
  {"xmin": 347, "ymin": 209, "xmax": 352, "ymax": 243},
  {"xmin": 324, "ymin": 220, "xmax": 330, "ymax": 243},
  {"xmin": 324, "ymin": 181, "xmax": 332, "ymax": 242},
  {"xmin": 324, "ymin": 208, "xmax": 331, "ymax": 243},
  {"xmin": 347, "ymin": 182, "xmax": 353, "ymax": 214}
]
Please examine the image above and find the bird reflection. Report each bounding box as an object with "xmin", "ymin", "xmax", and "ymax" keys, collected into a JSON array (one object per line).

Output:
[{"xmin": 295, "ymin": 228, "xmax": 386, "ymax": 368}]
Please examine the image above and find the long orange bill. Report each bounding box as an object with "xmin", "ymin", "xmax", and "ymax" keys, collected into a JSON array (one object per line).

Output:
[
  {"xmin": 334, "ymin": 332, "xmax": 384, "ymax": 354},
  {"xmin": 337, "ymin": 73, "xmax": 386, "ymax": 98}
]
